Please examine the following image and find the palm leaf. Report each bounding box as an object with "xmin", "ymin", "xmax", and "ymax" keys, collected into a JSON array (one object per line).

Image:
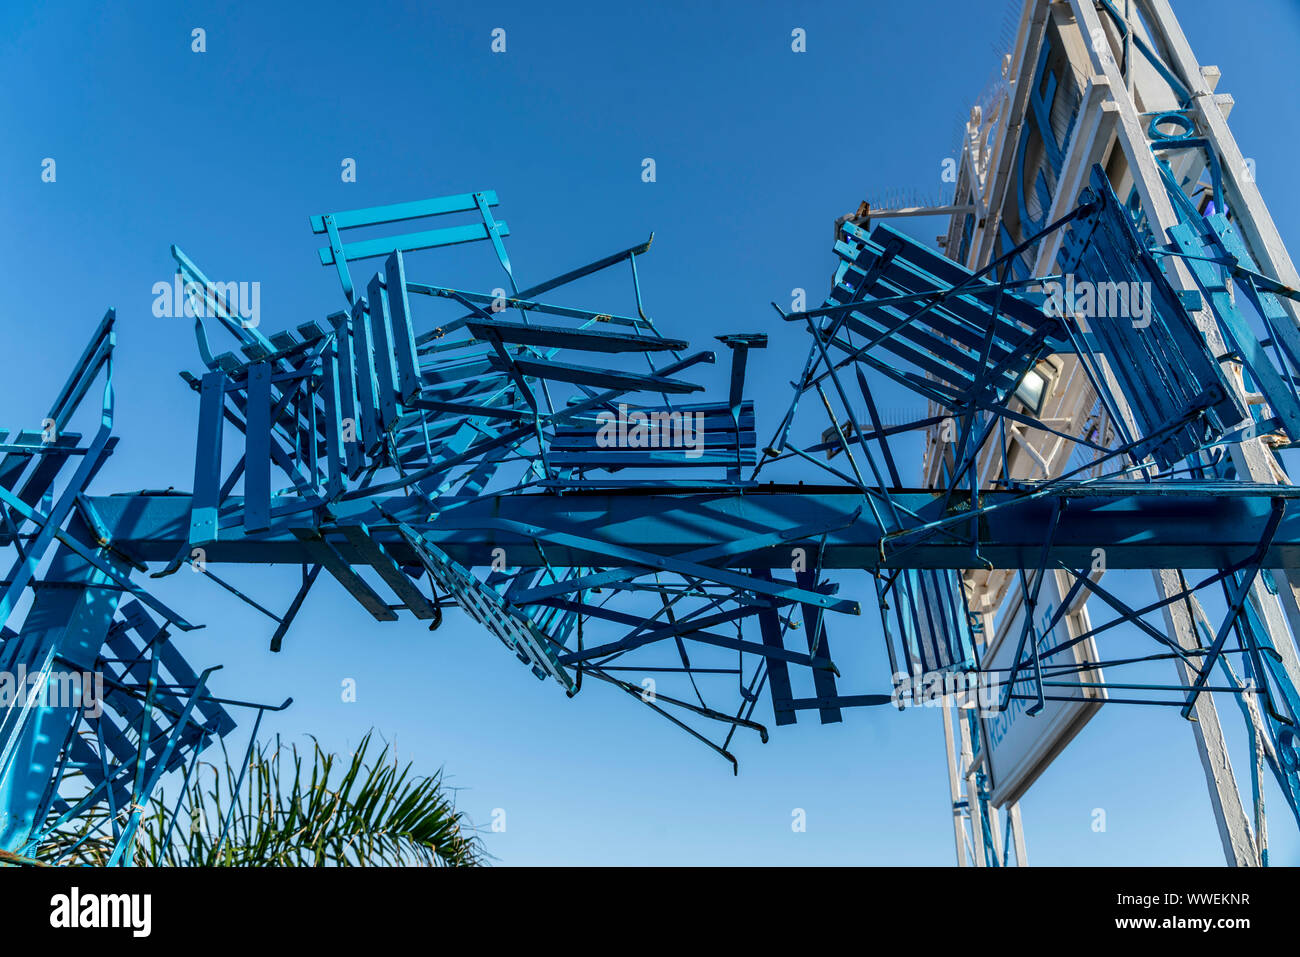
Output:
[{"xmin": 34, "ymin": 730, "xmax": 486, "ymax": 867}]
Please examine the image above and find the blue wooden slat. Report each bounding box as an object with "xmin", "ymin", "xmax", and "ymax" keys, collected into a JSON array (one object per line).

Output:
[
  {"xmin": 385, "ymin": 251, "xmax": 423, "ymax": 402},
  {"xmin": 310, "ymin": 191, "xmax": 499, "ymax": 234},
  {"xmin": 190, "ymin": 371, "xmax": 227, "ymax": 544},
  {"xmin": 753, "ymin": 575, "xmax": 797, "ymax": 727},
  {"xmin": 244, "ymin": 362, "xmax": 272, "ymax": 532},
  {"xmin": 465, "ymin": 318, "xmax": 685, "ymax": 353},
  {"xmin": 336, "ymin": 524, "xmax": 437, "ymax": 620},
  {"xmin": 317, "ymin": 222, "xmax": 509, "ymax": 267},
  {"xmin": 550, "ymin": 433, "xmax": 758, "ymax": 451},
  {"xmin": 289, "ymin": 528, "xmax": 399, "ymax": 622},
  {"xmin": 366, "ymin": 274, "xmax": 402, "ymax": 432},
  {"xmin": 422, "ymin": 354, "xmax": 498, "ymax": 387},
  {"xmin": 795, "ymin": 569, "xmax": 842, "ymax": 725},
  {"xmin": 409, "ymin": 282, "xmax": 650, "ymax": 329},
  {"xmin": 320, "ymin": 344, "xmax": 346, "ymax": 499},
  {"xmin": 296, "ymin": 320, "xmax": 327, "ymax": 343},
  {"xmin": 547, "ymin": 450, "xmax": 757, "ymax": 467},
  {"xmin": 349, "ymin": 298, "xmax": 383, "ymax": 454},
  {"xmin": 493, "ymin": 355, "xmax": 703, "ymax": 394},
  {"xmin": 328, "ymin": 311, "xmax": 364, "ymax": 477}
]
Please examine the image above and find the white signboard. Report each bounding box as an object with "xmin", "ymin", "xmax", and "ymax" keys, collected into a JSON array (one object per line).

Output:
[{"xmin": 980, "ymin": 569, "xmax": 1105, "ymax": 806}]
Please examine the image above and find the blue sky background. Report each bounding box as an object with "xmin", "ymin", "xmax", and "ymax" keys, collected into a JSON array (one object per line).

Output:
[{"xmin": 3, "ymin": 0, "xmax": 1299, "ymax": 865}]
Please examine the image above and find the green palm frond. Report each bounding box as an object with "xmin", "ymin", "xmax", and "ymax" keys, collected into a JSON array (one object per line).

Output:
[{"xmin": 35, "ymin": 731, "xmax": 486, "ymax": 867}]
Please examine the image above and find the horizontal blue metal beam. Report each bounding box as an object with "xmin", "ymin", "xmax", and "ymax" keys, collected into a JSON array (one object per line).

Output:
[{"xmin": 84, "ymin": 482, "xmax": 1300, "ymax": 571}]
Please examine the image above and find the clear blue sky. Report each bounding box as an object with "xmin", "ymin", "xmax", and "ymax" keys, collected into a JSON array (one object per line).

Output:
[{"xmin": 3, "ymin": 0, "xmax": 1299, "ymax": 865}]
